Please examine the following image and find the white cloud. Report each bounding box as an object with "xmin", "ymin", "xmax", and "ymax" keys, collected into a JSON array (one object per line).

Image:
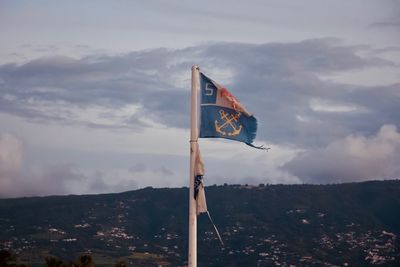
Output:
[
  {"xmin": 0, "ymin": 133, "xmax": 91, "ymax": 197},
  {"xmin": 0, "ymin": 134, "xmax": 24, "ymax": 195},
  {"xmin": 283, "ymin": 125, "xmax": 400, "ymax": 183},
  {"xmin": 0, "ymin": 133, "xmax": 23, "ymax": 175},
  {"xmin": 309, "ymin": 98, "xmax": 366, "ymax": 113},
  {"xmin": 0, "ymin": 38, "xmax": 399, "ymax": 197}
]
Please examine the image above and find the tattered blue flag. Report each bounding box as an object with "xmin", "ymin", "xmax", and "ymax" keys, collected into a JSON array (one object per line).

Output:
[{"xmin": 199, "ymin": 72, "xmax": 264, "ymax": 149}]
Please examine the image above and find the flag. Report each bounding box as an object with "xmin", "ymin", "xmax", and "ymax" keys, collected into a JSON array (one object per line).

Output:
[
  {"xmin": 194, "ymin": 143, "xmax": 207, "ymax": 215},
  {"xmin": 199, "ymin": 72, "xmax": 263, "ymax": 149},
  {"xmin": 193, "ymin": 143, "xmax": 224, "ymax": 245}
]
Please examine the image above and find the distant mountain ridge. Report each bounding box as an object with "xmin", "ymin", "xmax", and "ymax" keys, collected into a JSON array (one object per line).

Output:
[{"xmin": 0, "ymin": 180, "xmax": 399, "ymax": 266}]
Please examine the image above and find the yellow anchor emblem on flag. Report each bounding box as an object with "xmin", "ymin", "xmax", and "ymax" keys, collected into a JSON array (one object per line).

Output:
[{"xmin": 215, "ymin": 110, "xmax": 242, "ymax": 136}]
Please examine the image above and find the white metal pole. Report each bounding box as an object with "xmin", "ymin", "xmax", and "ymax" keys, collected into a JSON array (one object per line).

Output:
[{"xmin": 188, "ymin": 65, "xmax": 199, "ymax": 267}]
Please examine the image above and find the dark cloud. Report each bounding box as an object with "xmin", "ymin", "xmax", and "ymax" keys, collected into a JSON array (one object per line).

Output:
[
  {"xmin": 0, "ymin": 39, "xmax": 398, "ymax": 147},
  {"xmin": 282, "ymin": 125, "xmax": 400, "ymax": 183},
  {"xmin": 200, "ymin": 40, "xmax": 397, "ymax": 147}
]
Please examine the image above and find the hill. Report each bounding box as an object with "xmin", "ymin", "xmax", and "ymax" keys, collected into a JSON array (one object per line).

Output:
[{"xmin": 0, "ymin": 180, "xmax": 400, "ymax": 266}]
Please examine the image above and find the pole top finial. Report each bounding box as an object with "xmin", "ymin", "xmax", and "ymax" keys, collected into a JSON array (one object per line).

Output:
[{"xmin": 192, "ymin": 65, "xmax": 200, "ymax": 71}]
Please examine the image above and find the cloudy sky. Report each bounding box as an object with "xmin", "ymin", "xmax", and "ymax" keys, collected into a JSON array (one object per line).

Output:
[{"xmin": 0, "ymin": 0, "xmax": 399, "ymax": 198}]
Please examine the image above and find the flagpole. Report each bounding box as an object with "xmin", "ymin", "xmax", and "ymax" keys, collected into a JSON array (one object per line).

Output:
[{"xmin": 188, "ymin": 65, "xmax": 199, "ymax": 267}]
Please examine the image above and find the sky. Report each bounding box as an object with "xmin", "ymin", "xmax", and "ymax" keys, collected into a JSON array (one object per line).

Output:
[{"xmin": 0, "ymin": 0, "xmax": 399, "ymax": 198}]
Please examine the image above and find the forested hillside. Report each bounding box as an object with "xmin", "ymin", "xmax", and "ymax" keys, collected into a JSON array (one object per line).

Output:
[{"xmin": 1, "ymin": 180, "xmax": 399, "ymax": 266}]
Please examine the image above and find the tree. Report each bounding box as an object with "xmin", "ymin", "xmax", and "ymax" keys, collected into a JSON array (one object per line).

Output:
[
  {"xmin": 45, "ymin": 256, "xmax": 65, "ymax": 267},
  {"xmin": 78, "ymin": 255, "xmax": 93, "ymax": 267},
  {"xmin": 0, "ymin": 250, "xmax": 26, "ymax": 267},
  {"xmin": 115, "ymin": 261, "xmax": 127, "ymax": 267},
  {"xmin": 0, "ymin": 250, "xmax": 13, "ymax": 266}
]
